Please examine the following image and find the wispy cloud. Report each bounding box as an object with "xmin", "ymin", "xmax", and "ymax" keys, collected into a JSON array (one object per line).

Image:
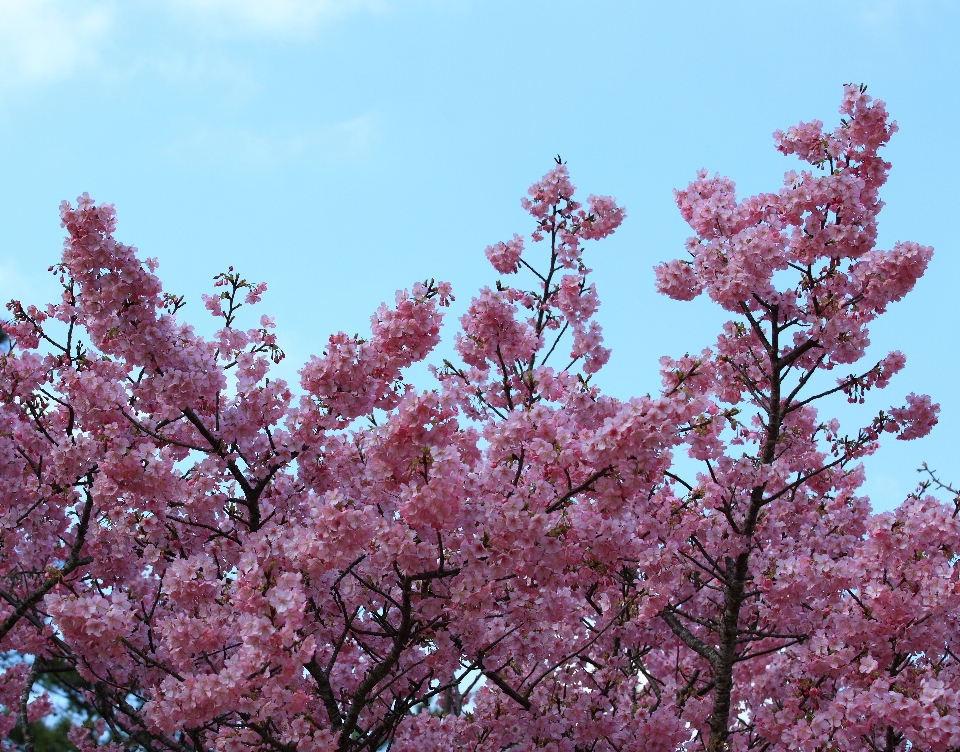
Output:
[
  {"xmin": 168, "ymin": 0, "xmax": 389, "ymax": 37},
  {"xmin": 0, "ymin": 0, "xmax": 113, "ymax": 87},
  {"xmin": 0, "ymin": 0, "xmax": 396, "ymax": 91},
  {"xmin": 855, "ymin": 0, "xmax": 905, "ymax": 27},
  {"xmin": 165, "ymin": 114, "xmax": 379, "ymax": 169},
  {"xmin": 851, "ymin": 0, "xmax": 940, "ymax": 30}
]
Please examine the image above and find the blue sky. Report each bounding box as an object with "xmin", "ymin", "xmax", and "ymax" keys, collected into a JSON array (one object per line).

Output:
[{"xmin": 0, "ymin": 0, "xmax": 957, "ymax": 510}]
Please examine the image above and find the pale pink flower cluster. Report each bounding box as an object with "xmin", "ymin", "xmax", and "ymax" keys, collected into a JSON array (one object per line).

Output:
[
  {"xmin": 889, "ymin": 392, "xmax": 939, "ymax": 440},
  {"xmin": 654, "ymin": 258, "xmax": 701, "ymax": 300},
  {"xmin": 298, "ymin": 284, "xmax": 445, "ymax": 427},
  {"xmin": 485, "ymin": 233, "xmax": 525, "ymax": 274}
]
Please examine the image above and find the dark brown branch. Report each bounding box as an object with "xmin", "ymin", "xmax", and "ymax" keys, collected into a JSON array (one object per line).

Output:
[
  {"xmin": 0, "ymin": 488, "xmax": 95, "ymax": 643},
  {"xmin": 545, "ymin": 466, "xmax": 613, "ymax": 513},
  {"xmin": 18, "ymin": 659, "xmax": 40, "ymax": 752},
  {"xmin": 480, "ymin": 665, "xmax": 532, "ymax": 711},
  {"xmin": 660, "ymin": 608, "xmax": 720, "ymax": 668}
]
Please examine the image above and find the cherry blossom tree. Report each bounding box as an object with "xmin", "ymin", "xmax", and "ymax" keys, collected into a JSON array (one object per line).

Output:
[
  {"xmin": 1, "ymin": 85, "xmax": 957, "ymax": 752},
  {"xmin": 642, "ymin": 83, "xmax": 953, "ymax": 752}
]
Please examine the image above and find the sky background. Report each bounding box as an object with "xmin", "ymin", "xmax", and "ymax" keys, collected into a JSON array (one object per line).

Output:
[{"xmin": 0, "ymin": 0, "xmax": 957, "ymax": 511}]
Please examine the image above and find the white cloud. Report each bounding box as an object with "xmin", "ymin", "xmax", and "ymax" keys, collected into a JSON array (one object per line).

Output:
[
  {"xmin": 854, "ymin": 0, "xmax": 904, "ymax": 26},
  {"xmin": 851, "ymin": 0, "xmax": 940, "ymax": 30},
  {"xmin": 0, "ymin": 0, "xmax": 112, "ymax": 86},
  {"xmin": 165, "ymin": 114, "xmax": 378, "ymax": 168},
  {"xmin": 169, "ymin": 0, "xmax": 388, "ymax": 37},
  {"xmin": 0, "ymin": 0, "xmax": 379, "ymax": 91}
]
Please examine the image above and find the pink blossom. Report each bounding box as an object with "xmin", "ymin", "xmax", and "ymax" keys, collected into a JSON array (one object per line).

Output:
[
  {"xmin": 889, "ymin": 392, "xmax": 939, "ymax": 440},
  {"xmin": 485, "ymin": 233, "xmax": 525, "ymax": 274},
  {"xmin": 654, "ymin": 258, "xmax": 701, "ymax": 301}
]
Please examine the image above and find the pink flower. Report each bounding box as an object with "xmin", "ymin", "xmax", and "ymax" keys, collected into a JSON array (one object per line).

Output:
[
  {"xmin": 654, "ymin": 259, "xmax": 701, "ymax": 301},
  {"xmin": 890, "ymin": 392, "xmax": 939, "ymax": 440},
  {"xmin": 485, "ymin": 234, "xmax": 525, "ymax": 274}
]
